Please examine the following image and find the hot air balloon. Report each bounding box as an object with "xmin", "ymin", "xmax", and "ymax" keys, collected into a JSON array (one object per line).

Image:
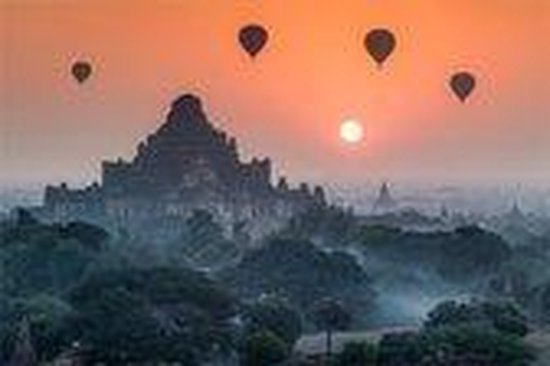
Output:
[
  {"xmin": 238, "ymin": 24, "xmax": 268, "ymax": 58},
  {"xmin": 450, "ymin": 71, "xmax": 476, "ymax": 102},
  {"xmin": 364, "ymin": 28, "xmax": 396, "ymax": 68},
  {"xmin": 71, "ymin": 61, "xmax": 92, "ymax": 84}
]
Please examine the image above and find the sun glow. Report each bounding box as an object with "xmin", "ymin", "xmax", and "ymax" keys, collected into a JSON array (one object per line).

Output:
[{"xmin": 339, "ymin": 119, "xmax": 364, "ymax": 144}]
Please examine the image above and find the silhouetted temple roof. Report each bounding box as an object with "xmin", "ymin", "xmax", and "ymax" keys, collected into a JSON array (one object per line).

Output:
[
  {"xmin": 171, "ymin": 93, "xmax": 203, "ymax": 115},
  {"xmin": 372, "ymin": 182, "xmax": 398, "ymax": 213}
]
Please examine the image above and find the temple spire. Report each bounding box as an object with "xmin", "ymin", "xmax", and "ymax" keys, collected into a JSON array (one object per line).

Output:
[{"xmin": 372, "ymin": 181, "xmax": 398, "ymax": 214}]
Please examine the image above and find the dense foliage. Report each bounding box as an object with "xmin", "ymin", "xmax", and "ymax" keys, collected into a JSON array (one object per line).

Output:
[
  {"xmin": 378, "ymin": 300, "xmax": 534, "ymax": 366},
  {"xmin": 241, "ymin": 330, "xmax": 289, "ymax": 366},
  {"xmin": 0, "ymin": 206, "xmax": 545, "ymax": 365},
  {"xmin": 67, "ymin": 266, "xmax": 237, "ymax": 364},
  {"xmin": 242, "ymin": 297, "xmax": 303, "ymax": 346},
  {"xmin": 357, "ymin": 225, "xmax": 512, "ymax": 285},
  {"xmin": 222, "ymin": 237, "xmax": 376, "ymax": 327},
  {"xmin": 0, "ymin": 214, "xmax": 239, "ymax": 365},
  {"xmin": 0, "ymin": 214, "xmax": 106, "ymax": 296},
  {"xmin": 425, "ymin": 299, "xmax": 529, "ymax": 337},
  {"xmin": 335, "ymin": 341, "xmax": 378, "ymax": 366}
]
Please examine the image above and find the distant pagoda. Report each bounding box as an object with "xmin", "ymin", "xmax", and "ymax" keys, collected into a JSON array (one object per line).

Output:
[
  {"xmin": 372, "ymin": 182, "xmax": 398, "ymax": 214},
  {"xmin": 505, "ymin": 201, "xmax": 526, "ymax": 221},
  {"xmin": 35, "ymin": 94, "xmax": 325, "ymax": 242}
]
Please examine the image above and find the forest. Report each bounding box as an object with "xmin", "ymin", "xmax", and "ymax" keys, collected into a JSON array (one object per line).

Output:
[{"xmin": 1, "ymin": 206, "xmax": 549, "ymax": 365}]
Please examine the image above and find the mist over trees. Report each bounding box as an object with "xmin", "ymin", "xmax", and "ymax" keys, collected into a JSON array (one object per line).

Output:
[{"xmin": 0, "ymin": 205, "xmax": 549, "ymax": 365}]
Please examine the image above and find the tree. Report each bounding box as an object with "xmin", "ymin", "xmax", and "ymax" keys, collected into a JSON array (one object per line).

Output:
[
  {"xmin": 223, "ymin": 238, "xmax": 375, "ymax": 327},
  {"xmin": 356, "ymin": 224, "xmax": 512, "ymax": 287},
  {"xmin": 241, "ymin": 330, "xmax": 289, "ymax": 366},
  {"xmin": 419, "ymin": 325, "xmax": 534, "ymax": 366},
  {"xmin": 379, "ymin": 300, "xmax": 534, "ymax": 366},
  {"xmin": 335, "ymin": 341, "xmax": 377, "ymax": 366},
  {"xmin": 312, "ymin": 298, "xmax": 352, "ymax": 361},
  {"xmin": 67, "ymin": 267, "xmax": 237, "ymax": 365},
  {"xmin": 243, "ymin": 296, "xmax": 303, "ymax": 346},
  {"xmin": 425, "ymin": 299, "xmax": 529, "ymax": 337},
  {"xmin": 0, "ymin": 219, "xmax": 106, "ymax": 297},
  {"xmin": 378, "ymin": 326, "xmax": 534, "ymax": 366},
  {"xmin": 0, "ymin": 295, "xmax": 74, "ymax": 363},
  {"xmin": 378, "ymin": 331, "xmax": 423, "ymax": 366}
]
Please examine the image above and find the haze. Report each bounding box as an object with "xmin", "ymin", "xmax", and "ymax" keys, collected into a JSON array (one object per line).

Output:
[{"xmin": 1, "ymin": 0, "xmax": 549, "ymax": 188}]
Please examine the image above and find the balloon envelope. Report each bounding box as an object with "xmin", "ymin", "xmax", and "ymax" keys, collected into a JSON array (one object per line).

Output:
[
  {"xmin": 238, "ymin": 24, "xmax": 268, "ymax": 58},
  {"xmin": 450, "ymin": 72, "xmax": 476, "ymax": 102},
  {"xmin": 364, "ymin": 29, "xmax": 396, "ymax": 67},
  {"xmin": 71, "ymin": 61, "xmax": 92, "ymax": 84}
]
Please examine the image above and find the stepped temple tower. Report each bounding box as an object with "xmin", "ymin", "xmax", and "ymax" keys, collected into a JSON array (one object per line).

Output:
[{"xmin": 35, "ymin": 94, "xmax": 325, "ymax": 242}]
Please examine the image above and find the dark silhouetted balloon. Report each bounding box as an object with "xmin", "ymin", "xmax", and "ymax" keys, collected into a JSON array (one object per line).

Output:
[
  {"xmin": 238, "ymin": 24, "xmax": 268, "ymax": 58},
  {"xmin": 450, "ymin": 72, "xmax": 476, "ymax": 102},
  {"xmin": 364, "ymin": 29, "xmax": 396, "ymax": 67},
  {"xmin": 71, "ymin": 61, "xmax": 92, "ymax": 84}
]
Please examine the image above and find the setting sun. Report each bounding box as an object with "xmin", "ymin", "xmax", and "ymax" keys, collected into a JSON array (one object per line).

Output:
[
  {"xmin": 1, "ymin": 2, "xmax": 549, "ymax": 364},
  {"xmin": 339, "ymin": 119, "xmax": 364, "ymax": 144}
]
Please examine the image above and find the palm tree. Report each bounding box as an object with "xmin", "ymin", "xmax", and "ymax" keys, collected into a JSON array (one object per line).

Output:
[{"xmin": 312, "ymin": 298, "xmax": 351, "ymax": 363}]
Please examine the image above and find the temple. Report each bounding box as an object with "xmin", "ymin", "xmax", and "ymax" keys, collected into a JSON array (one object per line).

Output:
[
  {"xmin": 35, "ymin": 94, "xmax": 325, "ymax": 242},
  {"xmin": 372, "ymin": 182, "xmax": 398, "ymax": 214}
]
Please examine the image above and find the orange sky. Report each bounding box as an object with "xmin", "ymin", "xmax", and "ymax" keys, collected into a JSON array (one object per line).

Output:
[{"xmin": 1, "ymin": 0, "xmax": 549, "ymax": 187}]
